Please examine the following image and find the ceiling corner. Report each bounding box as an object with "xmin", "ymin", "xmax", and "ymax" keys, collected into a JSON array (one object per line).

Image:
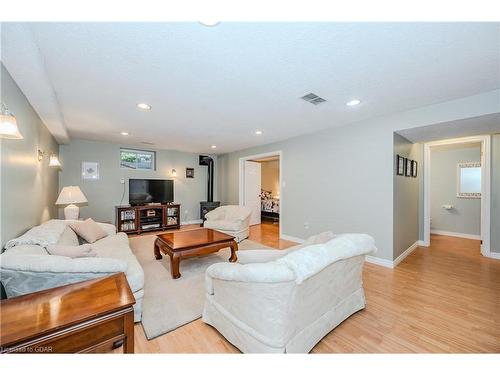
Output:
[{"xmin": 1, "ymin": 22, "xmax": 70, "ymax": 144}]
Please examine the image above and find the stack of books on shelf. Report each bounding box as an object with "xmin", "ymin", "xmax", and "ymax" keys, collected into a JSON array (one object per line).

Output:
[
  {"xmin": 120, "ymin": 210, "xmax": 135, "ymax": 220},
  {"xmin": 121, "ymin": 222, "xmax": 136, "ymax": 231}
]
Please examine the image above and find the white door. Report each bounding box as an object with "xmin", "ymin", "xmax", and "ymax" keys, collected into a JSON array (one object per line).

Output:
[{"xmin": 244, "ymin": 161, "xmax": 261, "ymax": 225}]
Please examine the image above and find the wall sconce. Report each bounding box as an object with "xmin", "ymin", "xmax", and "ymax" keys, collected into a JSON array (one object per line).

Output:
[
  {"xmin": 171, "ymin": 169, "xmax": 177, "ymax": 177},
  {"xmin": 0, "ymin": 103, "xmax": 23, "ymax": 139},
  {"xmin": 49, "ymin": 154, "xmax": 62, "ymax": 168},
  {"xmin": 38, "ymin": 149, "xmax": 62, "ymax": 168}
]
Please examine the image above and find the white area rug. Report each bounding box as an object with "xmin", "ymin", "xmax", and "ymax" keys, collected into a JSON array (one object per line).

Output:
[{"xmin": 129, "ymin": 233, "xmax": 269, "ymax": 340}]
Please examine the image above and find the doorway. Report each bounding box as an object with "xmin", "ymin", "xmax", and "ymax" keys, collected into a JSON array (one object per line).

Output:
[
  {"xmin": 239, "ymin": 151, "xmax": 282, "ymax": 239},
  {"xmin": 423, "ymin": 135, "xmax": 492, "ymax": 257}
]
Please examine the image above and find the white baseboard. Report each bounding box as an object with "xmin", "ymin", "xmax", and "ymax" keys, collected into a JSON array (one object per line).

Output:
[
  {"xmin": 417, "ymin": 240, "xmax": 427, "ymax": 247},
  {"xmin": 393, "ymin": 241, "xmax": 419, "ymax": 267},
  {"xmin": 365, "ymin": 255, "xmax": 394, "ymax": 268},
  {"xmin": 483, "ymin": 251, "xmax": 500, "ymax": 260},
  {"xmin": 280, "ymin": 234, "xmax": 305, "ymax": 243},
  {"xmin": 431, "ymin": 230, "xmax": 481, "ymax": 240},
  {"xmin": 366, "ymin": 240, "xmax": 422, "ymax": 269},
  {"xmin": 181, "ymin": 219, "xmax": 203, "ymax": 225}
]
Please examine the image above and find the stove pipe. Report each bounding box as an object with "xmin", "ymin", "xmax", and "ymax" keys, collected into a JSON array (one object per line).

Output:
[{"xmin": 199, "ymin": 155, "xmax": 214, "ymax": 202}]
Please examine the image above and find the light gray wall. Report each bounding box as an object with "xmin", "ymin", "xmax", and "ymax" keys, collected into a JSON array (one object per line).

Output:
[
  {"xmin": 491, "ymin": 134, "xmax": 500, "ymax": 253},
  {"xmin": 393, "ymin": 133, "xmax": 422, "ymax": 259},
  {"xmin": 0, "ymin": 64, "xmax": 59, "ymax": 248},
  {"xmin": 430, "ymin": 145, "xmax": 481, "ymax": 236},
  {"xmin": 59, "ymin": 139, "xmax": 217, "ymax": 224},
  {"xmin": 217, "ymin": 90, "xmax": 499, "ymax": 261}
]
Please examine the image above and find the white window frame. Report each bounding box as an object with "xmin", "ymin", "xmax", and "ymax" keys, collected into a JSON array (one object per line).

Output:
[{"xmin": 120, "ymin": 148, "xmax": 156, "ymax": 171}]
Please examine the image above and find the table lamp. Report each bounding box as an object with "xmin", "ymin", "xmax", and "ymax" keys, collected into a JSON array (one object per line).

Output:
[{"xmin": 56, "ymin": 186, "xmax": 88, "ymax": 220}]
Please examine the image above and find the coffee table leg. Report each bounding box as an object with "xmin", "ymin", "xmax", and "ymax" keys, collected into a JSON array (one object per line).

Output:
[
  {"xmin": 154, "ymin": 239, "xmax": 163, "ymax": 260},
  {"xmin": 170, "ymin": 253, "xmax": 181, "ymax": 279},
  {"xmin": 229, "ymin": 241, "xmax": 238, "ymax": 263}
]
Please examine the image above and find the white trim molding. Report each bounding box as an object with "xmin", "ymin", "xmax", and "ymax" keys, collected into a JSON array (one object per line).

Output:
[
  {"xmin": 365, "ymin": 256, "xmax": 394, "ymax": 268},
  {"xmin": 280, "ymin": 234, "xmax": 305, "ymax": 244},
  {"xmin": 430, "ymin": 230, "xmax": 481, "ymax": 240},
  {"xmin": 484, "ymin": 252, "xmax": 500, "ymax": 260},
  {"xmin": 239, "ymin": 150, "xmax": 283, "ymax": 240},
  {"xmin": 423, "ymin": 135, "xmax": 491, "ymax": 256},
  {"xmin": 366, "ymin": 240, "xmax": 422, "ymax": 269},
  {"xmin": 393, "ymin": 241, "xmax": 420, "ymax": 267}
]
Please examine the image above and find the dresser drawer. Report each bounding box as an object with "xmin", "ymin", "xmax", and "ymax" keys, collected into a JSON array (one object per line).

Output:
[{"xmin": 7, "ymin": 312, "xmax": 127, "ymax": 354}]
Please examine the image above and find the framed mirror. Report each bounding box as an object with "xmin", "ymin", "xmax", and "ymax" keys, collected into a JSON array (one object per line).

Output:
[{"xmin": 457, "ymin": 162, "xmax": 481, "ymax": 198}]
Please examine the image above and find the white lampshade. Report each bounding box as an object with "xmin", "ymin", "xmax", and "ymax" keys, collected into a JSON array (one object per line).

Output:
[
  {"xmin": 0, "ymin": 110, "xmax": 23, "ymax": 139},
  {"xmin": 56, "ymin": 186, "xmax": 88, "ymax": 205},
  {"xmin": 49, "ymin": 154, "xmax": 62, "ymax": 167}
]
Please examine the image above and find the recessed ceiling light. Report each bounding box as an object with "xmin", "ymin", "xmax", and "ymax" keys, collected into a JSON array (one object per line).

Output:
[
  {"xmin": 199, "ymin": 20, "xmax": 221, "ymax": 27},
  {"xmin": 255, "ymin": 130, "xmax": 263, "ymax": 135},
  {"xmin": 137, "ymin": 103, "xmax": 152, "ymax": 110},
  {"xmin": 346, "ymin": 99, "xmax": 361, "ymax": 107},
  {"xmin": 120, "ymin": 132, "xmax": 129, "ymax": 136},
  {"xmin": 210, "ymin": 145, "xmax": 217, "ymax": 149}
]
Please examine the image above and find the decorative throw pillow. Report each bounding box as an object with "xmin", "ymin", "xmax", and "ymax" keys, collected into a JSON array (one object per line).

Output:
[
  {"xmin": 69, "ymin": 218, "xmax": 108, "ymax": 244},
  {"xmin": 46, "ymin": 244, "xmax": 97, "ymax": 258},
  {"xmin": 57, "ymin": 226, "xmax": 80, "ymax": 246}
]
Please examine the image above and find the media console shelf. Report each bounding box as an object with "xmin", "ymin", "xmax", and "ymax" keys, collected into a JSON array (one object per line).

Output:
[{"xmin": 115, "ymin": 204, "xmax": 181, "ymax": 234}]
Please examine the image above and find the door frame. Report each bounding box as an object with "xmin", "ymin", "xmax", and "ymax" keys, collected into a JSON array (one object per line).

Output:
[
  {"xmin": 423, "ymin": 135, "xmax": 491, "ymax": 257},
  {"xmin": 239, "ymin": 150, "xmax": 283, "ymax": 239}
]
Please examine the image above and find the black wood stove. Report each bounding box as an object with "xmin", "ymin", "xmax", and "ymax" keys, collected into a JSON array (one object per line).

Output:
[{"xmin": 199, "ymin": 155, "xmax": 220, "ymax": 225}]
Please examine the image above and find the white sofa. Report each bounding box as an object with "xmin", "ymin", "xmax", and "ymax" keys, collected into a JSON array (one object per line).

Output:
[
  {"xmin": 202, "ymin": 232, "xmax": 376, "ymax": 353},
  {"xmin": 0, "ymin": 219, "xmax": 144, "ymax": 322},
  {"xmin": 203, "ymin": 205, "xmax": 252, "ymax": 242}
]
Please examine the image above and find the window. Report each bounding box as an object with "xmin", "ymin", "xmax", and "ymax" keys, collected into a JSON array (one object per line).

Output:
[{"xmin": 120, "ymin": 148, "xmax": 155, "ymax": 170}]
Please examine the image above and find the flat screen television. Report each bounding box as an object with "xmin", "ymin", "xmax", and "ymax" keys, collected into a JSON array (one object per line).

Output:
[{"xmin": 129, "ymin": 179, "xmax": 174, "ymax": 206}]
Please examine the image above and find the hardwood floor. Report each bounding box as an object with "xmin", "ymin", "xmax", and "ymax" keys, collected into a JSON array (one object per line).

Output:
[
  {"xmin": 249, "ymin": 221, "xmax": 296, "ymax": 250},
  {"xmin": 130, "ymin": 227, "xmax": 500, "ymax": 353}
]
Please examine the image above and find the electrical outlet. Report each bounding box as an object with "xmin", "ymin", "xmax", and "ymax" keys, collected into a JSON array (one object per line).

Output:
[
  {"xmin": 120, "ymin": 178, "xmax": 125, "ymax": 184},
  {"xmin": 304, "ymin": 222, "xmax": 309, "ymax": 230}
]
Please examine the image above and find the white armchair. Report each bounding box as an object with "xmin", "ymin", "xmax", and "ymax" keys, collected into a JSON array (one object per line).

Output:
[
  {"xmin": 202, "ymin": 233, "xmax": 377, "ymax": 353},
  {"xmin": 203, "ymin": 205, "xmax": 252, "ymax": 242}
]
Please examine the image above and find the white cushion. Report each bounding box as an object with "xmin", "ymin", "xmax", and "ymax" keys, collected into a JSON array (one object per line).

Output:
[
  {"xmin": 204, "ymin": 219, "xmax": 244, "ymax": 231},
  {"xmin": 276, "ymin": 234, "xmax": 376, "ymax": 284},
  {"xmin": 46, "ymin": 244, "xmax": 97, "ymax": 258},
  {"xmin": 69, "ymin": 218, "xmax": 108, "ymax": 244},
  {"xmin": 57, "ymin": 226, "xmax": 80, "ymax": 246}
]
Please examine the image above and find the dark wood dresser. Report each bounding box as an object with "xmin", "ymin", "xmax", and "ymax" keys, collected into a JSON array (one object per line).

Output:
[{"xmin": 0, "ymin": 273, "xmax": 135, "ymax": 354}]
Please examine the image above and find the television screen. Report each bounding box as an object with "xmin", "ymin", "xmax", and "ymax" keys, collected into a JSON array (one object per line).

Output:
[{"xmin": 129, "ymin": 179, "xmax": 174, "ymax": 205}]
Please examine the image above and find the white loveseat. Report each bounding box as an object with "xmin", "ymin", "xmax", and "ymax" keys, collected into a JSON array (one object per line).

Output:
[
  {"xmin": 203, "ymin": 205, "xmax": 252, "ymax": 242},
  {"xmin": 202, "ymin": 232, "xmax": 376, "ymax": 353},
  {"xmin": 0, "ymin": 219, "xmax": 144, "ymax": 322}
]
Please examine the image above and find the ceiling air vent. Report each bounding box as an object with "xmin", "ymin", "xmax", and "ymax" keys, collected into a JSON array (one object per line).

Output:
[{"xmin": 301, "ymin": 92, "xmax": 327, "ymax": 105}]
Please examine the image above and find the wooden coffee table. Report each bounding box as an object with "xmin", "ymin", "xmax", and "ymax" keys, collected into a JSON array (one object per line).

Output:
[{"xmin": 154, "ymin": 228, "xmax": 238, "ymax": 279}]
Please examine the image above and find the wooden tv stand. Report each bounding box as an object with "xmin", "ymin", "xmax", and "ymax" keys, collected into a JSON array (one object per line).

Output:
[{"xmin": 116, "ymin": 203, "xmax": 181, "ymax": 234}]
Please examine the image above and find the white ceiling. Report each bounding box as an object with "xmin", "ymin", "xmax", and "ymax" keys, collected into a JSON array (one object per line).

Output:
[
  {"xmin": 2, "ymin": 22, "xmax": 499, "ymax": 153},
  {"xmin": 397, "ymin": 113, "xmax": 500, "ymax": 143}
]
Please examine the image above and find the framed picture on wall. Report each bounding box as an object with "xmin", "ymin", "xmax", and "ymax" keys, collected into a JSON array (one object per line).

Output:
[
  {"xmin": 396, "ymin": 155, "xmax": 405, "ymax": 175},
  {"xmin": 186, "ymin": 168, "xmax": 194, "ymax": 178},
  {"xmin": 411, "ymin": 160, "xmax": 418, "ymax": 177},
  {"xmin": 82, "ymin": 161, "xmax": 100, "ymax": 180},
  {"xmin": 405, "ymin": 158, "xmax": 412, "ymax": 177}
]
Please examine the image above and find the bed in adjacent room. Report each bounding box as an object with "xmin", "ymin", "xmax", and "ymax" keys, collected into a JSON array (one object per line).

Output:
[{"xmin": 260, "ymin": 189, "xmax": 280, "ymax": 222}]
